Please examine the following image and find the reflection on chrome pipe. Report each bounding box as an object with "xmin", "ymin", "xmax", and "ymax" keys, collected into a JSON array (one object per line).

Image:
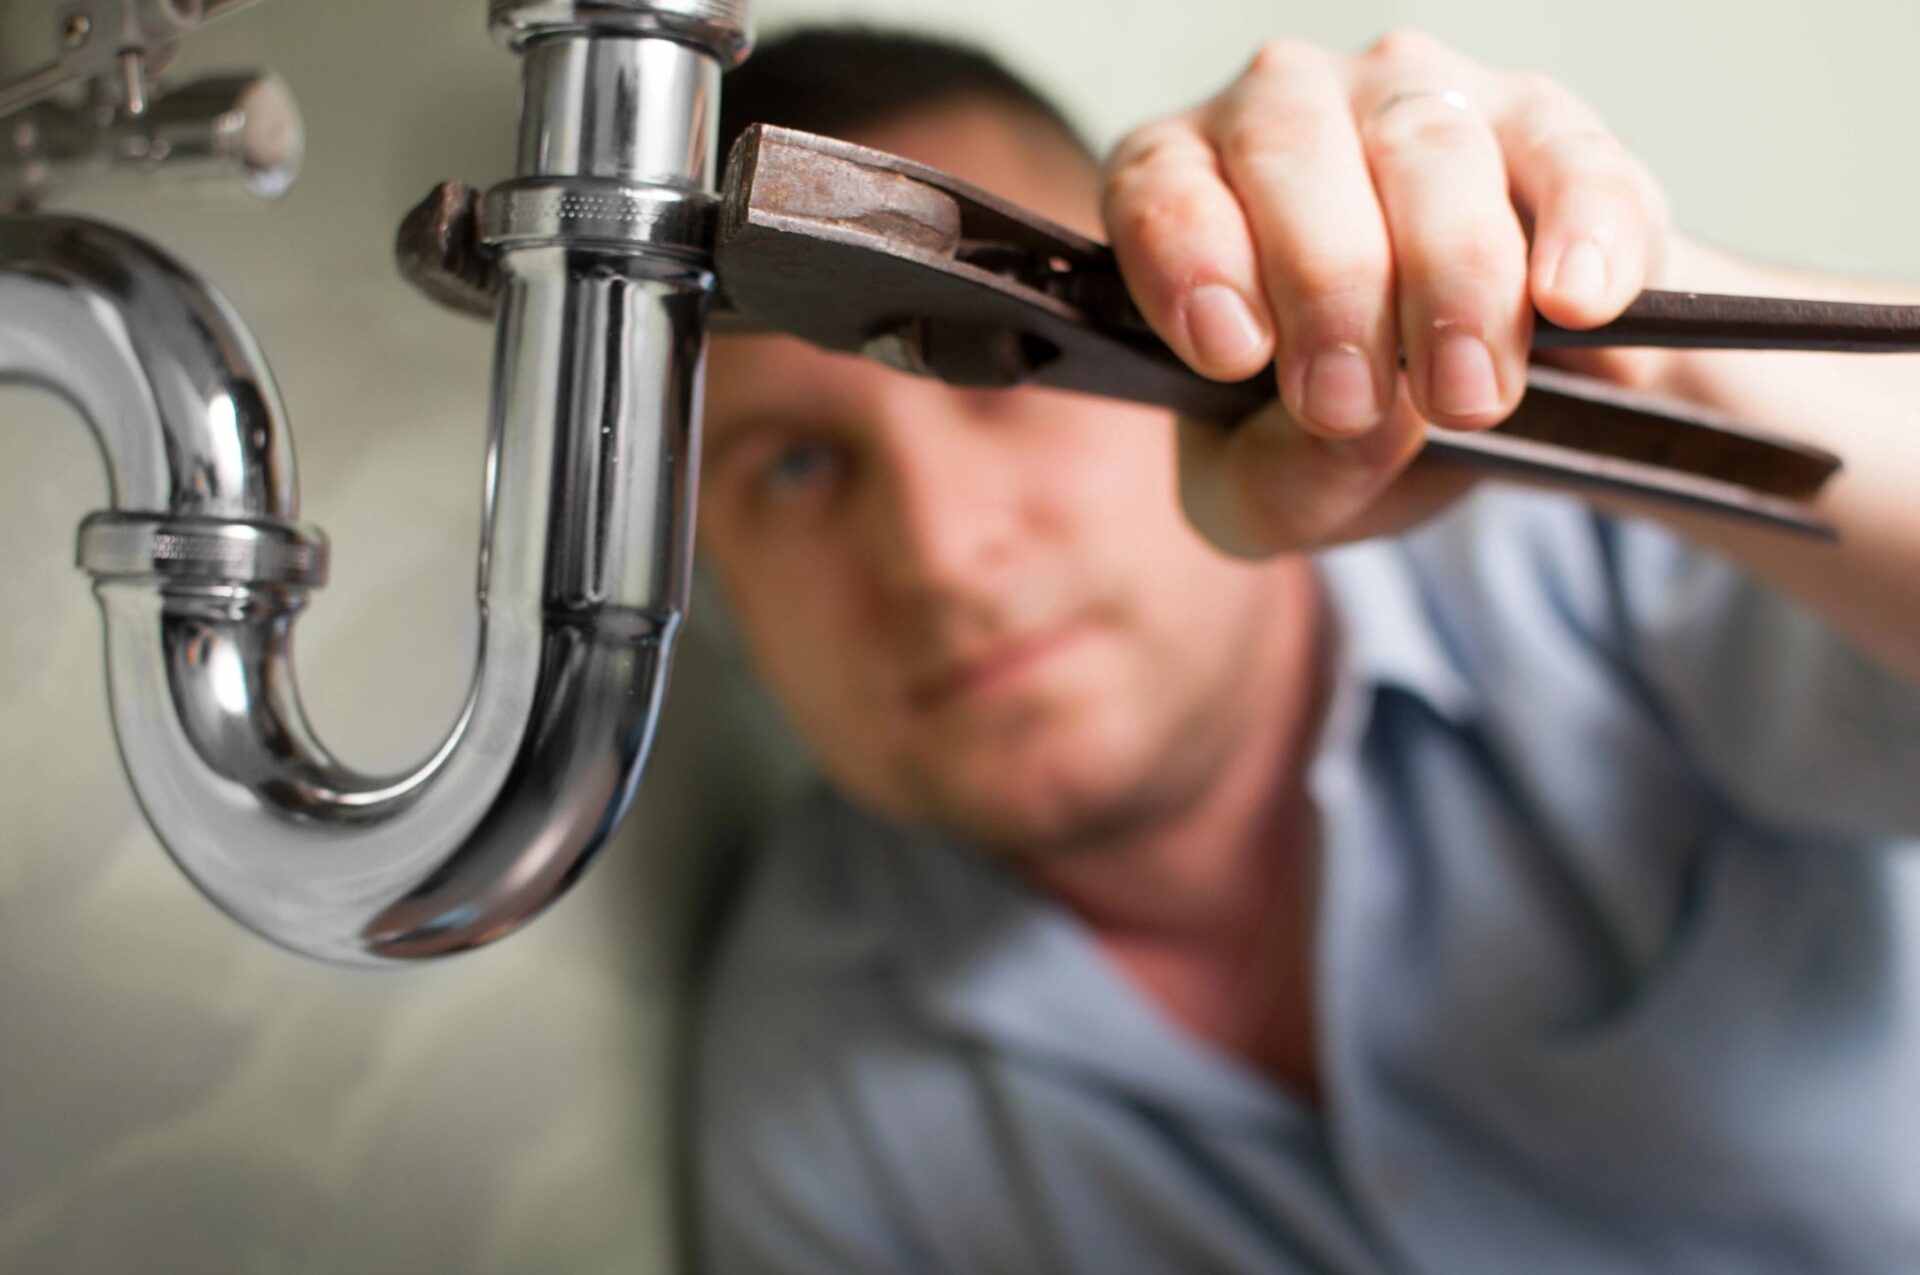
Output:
[
  {"xmin": 0, "ymin": 0, "xmax": 747, "ymax": 962},
  {"xmin": 514, "ymin": 35, "xmax": 719, "ymax": 187}
]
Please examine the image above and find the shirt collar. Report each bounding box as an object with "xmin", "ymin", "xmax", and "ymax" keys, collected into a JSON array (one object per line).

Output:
[
  {"xmin": 1314, "ymin": 534, "xmax": 1479, "ymax": 726},
  {"xmin": 877, "ymin": 816, "xmax": 1306, "ymax": 1127}
]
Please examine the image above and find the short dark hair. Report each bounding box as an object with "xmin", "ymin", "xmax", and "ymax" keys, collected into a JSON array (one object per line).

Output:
[{"xmin": 717, "ymin": 25, "xmax": 1088, "ymax": 166}]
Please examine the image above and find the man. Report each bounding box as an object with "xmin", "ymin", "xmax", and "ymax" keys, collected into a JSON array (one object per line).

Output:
[{"xmin": 690, "ymin": 25, "xmax": 1920, "ymax": 1274}]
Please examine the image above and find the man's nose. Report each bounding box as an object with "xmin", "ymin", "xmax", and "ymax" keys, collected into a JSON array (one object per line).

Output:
[{"xmin": 861, "ymin": 383, "xmax": 1024, "ymax": 602}]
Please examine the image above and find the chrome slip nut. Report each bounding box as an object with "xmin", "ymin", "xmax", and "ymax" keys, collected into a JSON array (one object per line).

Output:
[
  {"xmin": 77, "ymin": 511, "xmax": 329, "ymax": 588},
  {"xmin": 478, "ymin": 176, "xmax": 717, "ymax": 258},
  {"xmin": 487, "ymin": 0, "xmax": 754, "ymax": 65}
]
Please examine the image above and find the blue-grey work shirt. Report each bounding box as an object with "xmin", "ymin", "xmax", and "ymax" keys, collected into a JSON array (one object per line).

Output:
[{"xmin": 691, "ymin": 488, "xmax": 1920, "ymax": 1274}]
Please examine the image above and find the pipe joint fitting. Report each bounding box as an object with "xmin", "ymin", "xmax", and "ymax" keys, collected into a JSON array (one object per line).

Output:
[
  {"xmin": 487, "ymin": 0, "xmax": 752, "ymax": 66},
  {"xmin": 479, "ymin": 176, "xmax": 715, "ymax": 259},
  {"xmin": 77, "ymin": 511, "xmax": 329, "ymax": 588}
]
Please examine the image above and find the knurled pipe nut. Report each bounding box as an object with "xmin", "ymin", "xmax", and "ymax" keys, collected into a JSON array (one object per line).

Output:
[
  {"xmin": 478, "ymin": 180, "xmax": 716, "ymax": 256},
  {"xmin": 487, "ymin": 1, "xmax": 753, "ymax": 65},
  {"xmin": 77, "ymin": 514, "xmax": 330, "ymax": 588}
]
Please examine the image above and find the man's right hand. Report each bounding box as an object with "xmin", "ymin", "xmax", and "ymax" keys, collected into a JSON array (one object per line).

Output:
[{"xmin": 1102, "ymin": 32, "xmax": 1672, "ymax": 557}]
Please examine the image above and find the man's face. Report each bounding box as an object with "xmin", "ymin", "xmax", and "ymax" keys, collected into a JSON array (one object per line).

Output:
[{"xmin": 698, "ymin": 99, "xmax": 1296, "ymax": 856}]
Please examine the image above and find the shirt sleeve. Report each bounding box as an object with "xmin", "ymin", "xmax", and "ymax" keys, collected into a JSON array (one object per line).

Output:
[{"xmin": 1599, "ymin": 512, "xmax": 1920, "ymax": 843}]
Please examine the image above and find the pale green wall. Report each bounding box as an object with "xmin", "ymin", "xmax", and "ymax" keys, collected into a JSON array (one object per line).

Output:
[{"xmin": 0, "ymin": 1, "xmax": 1910, "ymax": 1271}]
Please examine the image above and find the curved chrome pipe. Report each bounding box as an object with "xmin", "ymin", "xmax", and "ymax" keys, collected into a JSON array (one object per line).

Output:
[{"xmin": 0, "ymin": 4, "xmax": 742, "ymax": 963}]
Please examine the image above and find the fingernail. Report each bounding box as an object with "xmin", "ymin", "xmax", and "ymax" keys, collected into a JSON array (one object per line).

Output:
[
  {"xmin": 1186, "ymin": 284, "xmax": 1266, "ymax": 369},
  {"xmin": 1550, "ymin": 238, "xmax": 1608, "ymax": 304},
  {"xmin": 1429, "ymin": 331, "xmax": 1502, "ymax": 418},
  {"xmin": 1301, "ymin": 345, "xmax": 1381, "ymax": 436}
]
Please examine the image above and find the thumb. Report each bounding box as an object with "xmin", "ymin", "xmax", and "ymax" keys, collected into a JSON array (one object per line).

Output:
[{"xmin": 1175, "ymin": 388, "xmax": 1427, "ymax": 558}]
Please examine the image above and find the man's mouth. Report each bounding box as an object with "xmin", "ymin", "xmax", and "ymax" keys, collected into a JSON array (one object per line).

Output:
[{"xmin": 907, "ymin": 620, "xmax": 1096, "ymax": 712}]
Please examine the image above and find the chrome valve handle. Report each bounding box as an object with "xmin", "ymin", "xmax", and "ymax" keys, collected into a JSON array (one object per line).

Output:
[
  {"xmin": 0, "ymin": 0, "xmax": 751, "ymax": 962},
  {"xmin": 0, "ymin": 1, "xmax": 295, "ymax": 208},
  {"xmin": 0, "ymin": 0, "xmax": 266, "ymax": 118}
]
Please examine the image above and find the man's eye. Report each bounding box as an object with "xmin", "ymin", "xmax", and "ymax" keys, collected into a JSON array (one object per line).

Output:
[{"xmin": 760, "ymin": 440, "xmax": 844, "ymax": 494}]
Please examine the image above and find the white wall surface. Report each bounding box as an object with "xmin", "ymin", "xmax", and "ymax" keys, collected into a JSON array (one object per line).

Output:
[{"xmin": 1, "ymin": 1, "xmax": 1914, "ymax": 1271}]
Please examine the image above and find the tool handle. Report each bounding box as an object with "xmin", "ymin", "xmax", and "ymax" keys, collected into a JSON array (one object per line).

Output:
[{"xmin": 1536, "ymin": 289, "xmax": 1920, "ymax": 353}]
